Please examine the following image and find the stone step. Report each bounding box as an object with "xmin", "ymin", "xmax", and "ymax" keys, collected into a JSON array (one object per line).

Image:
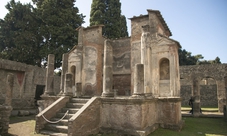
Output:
[
  {"xmin": 66, "ymin": 102, "xmax": 85, "ymax": 108},
  {"xmin": 40, "ymin": 129, "xmax": 68, "ymax": 136},
  {"xmin": 50, "ymin": 118, "xmax": 69, "ymax": 126},
  {"xmin": 56, "ymin": 112, "xmax": 74, "ymax": 119},
  {"xmin": 45, "ymin": 124, "xmax": 68, "ymax": 133},
  {"xmin": 39, "ymin": 98, "xmax": 91, "ymax": 135},
  {"xmin": 71, "ymin": 98, "xmax": 89, "ymax": 103},
  {"xmin": 62, "ymin": 107, "xmax": 79, "ymax": 114}
]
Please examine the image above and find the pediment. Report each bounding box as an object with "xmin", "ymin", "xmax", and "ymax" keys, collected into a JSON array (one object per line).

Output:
[{"xmin": 157, "ymin": 37, "xmax": 175, "ymax": 46}]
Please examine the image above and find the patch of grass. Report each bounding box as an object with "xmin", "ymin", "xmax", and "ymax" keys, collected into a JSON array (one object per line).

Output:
[
  {"xmin": 181, "ymin": 106, "xmax": 219, "ymax": 112},
  {"xmin": 150, "ymin": 117, "xmax": 227, "ymax": 136},
  {"xmin": 93, "ymin": 118, "xmax": 227, "ymax": 136}
]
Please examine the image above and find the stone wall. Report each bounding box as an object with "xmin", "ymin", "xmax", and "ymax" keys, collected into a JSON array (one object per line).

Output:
[
  {"xmin": 180, "ymin": 64, "xmax": 227, "ymax": 111},
  {"xmin": 112, "ymin": 38, "xmax": 131, "ymax": 96},
  {"xmin": 0, "ymin": 59, "xmax": 61, "ymax": 111}
]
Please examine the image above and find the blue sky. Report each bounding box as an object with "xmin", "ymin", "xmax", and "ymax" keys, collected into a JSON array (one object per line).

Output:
[{"xmin": 1, "ymin": 0, "xmax": 227, "ymax": 63}]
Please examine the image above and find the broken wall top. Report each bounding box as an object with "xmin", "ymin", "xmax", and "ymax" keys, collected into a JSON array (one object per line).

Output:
[{"xmin": 130, "ymin": 9, "xmax": 172, "ymax": 42}]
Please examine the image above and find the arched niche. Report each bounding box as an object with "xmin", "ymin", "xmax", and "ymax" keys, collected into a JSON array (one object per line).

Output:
[
  {"xmin": 159, "ymin": 58, "xmax": 170, "ymax": 97},
  {"xmin": 70, "ymin": 65, "xmax": 76, "ymax": 86},
  {"xmin": 159, "ymin": 58, "xmax": 170, "ymax": 80}
]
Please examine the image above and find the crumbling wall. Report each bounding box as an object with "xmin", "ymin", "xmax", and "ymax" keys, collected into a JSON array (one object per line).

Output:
[
  {"xmin": 180, "ymin": 64, "xmax": 227, "ymax": 111},
  {"xmin": 112, "ymin": 38, "xmax": 131, "ymax": 96},
  {"xmin": 0, "ymin": 59, "xmax": 60, "ymax": 111}
]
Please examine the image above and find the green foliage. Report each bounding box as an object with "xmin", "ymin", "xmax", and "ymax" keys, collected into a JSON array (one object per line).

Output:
[
  {"xmin": 151, "ymin": 117, "xmax": 227, "ymax": 136},
  {"xmin": 90, "ymin": 0, "xmax": 128, "ymax": 38},
  {"xmin": 0, "ymin": 0, "xmax": 42, "ymax": 66},
  {"xmin": 32, "ymin": 0, "xmax": 85, "ymax": 68},
  {"xmin": 178, "ymin": 48, "xmax": 222, "ymax": 66},
  {"xmin": 0, "ymin": 0, "xmax": 85, "ymax": 68},
  {"xmin": 91, "ymin": 117, "xmax": 227, "ymax": 136}
]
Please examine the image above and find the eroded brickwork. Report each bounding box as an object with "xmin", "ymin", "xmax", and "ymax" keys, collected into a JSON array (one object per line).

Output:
[{"xmin": 0, "ymin": 59, "xmax": 61, "ymax": 111}]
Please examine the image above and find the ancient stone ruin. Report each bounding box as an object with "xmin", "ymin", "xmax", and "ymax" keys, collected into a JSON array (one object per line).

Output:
[
  {"xmin": 35, "ymin": 9, "xmax": 184, "ymax": 136},
  {"xmin": 0, "ymin": 73, "xmax": 13, "ymax": 135},
  {"xmin": 0, "ymin": 8, "xmax": 226, "ymax": 136},
  {"xmin": 180, "ymin": 64, "xmax": 227, "ymax": 116}
]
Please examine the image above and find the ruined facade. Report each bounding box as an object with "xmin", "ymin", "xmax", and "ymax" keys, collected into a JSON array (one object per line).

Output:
[
  {"xmin": 180, "ymin": 64, "xmax": 227, "ymax": 113},
  {"xmin": 0, "ymin": 59, "xmax": 61, "ymax": 114},
  {"xmin": 0, "ymin": 7, "xmax": 225, "ymax": 135},
  {"xmin": 36, "ymin": 9, "xmax": 184, "ymax": 136}
]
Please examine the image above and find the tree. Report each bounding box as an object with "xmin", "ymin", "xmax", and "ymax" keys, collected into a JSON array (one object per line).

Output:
[
  {"xmin": 0, "ymin": 0, "xmax": 43, "ymax": 66},
  {"xmin": 178, "ymin": 49, "xmax": 198, "ymax": 65},
  {"xmin": 0, "ymin": 0, "xmax": 85, "ymax": 68},
  {"xmin": 119, "ymin": 15, "xmax": 128, "ymax": 37},
  {"xmin": 32, "ymin": 0, "xmax": 85, "ymax": 68},
  {"xmin": 90, "ymin": 0, "xmax": 128, "ymax": 38},
  {"xmin": 90, "ymin": 0, "xmax": 106, "ymax": 26},
  {"xmin": 178, "ymin": 48, "xmax": 222, "ymax": 66}
]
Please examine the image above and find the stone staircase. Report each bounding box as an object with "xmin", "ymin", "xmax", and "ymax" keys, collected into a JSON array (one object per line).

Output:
[{"xmin": 39, "ymin": 97, "xmax": 89, "ymax": 136}]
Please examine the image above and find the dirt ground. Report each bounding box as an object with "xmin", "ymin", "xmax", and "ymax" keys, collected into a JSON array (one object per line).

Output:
[{"xmin": 8, "ymin": 115, "xmax": 47, "ymax": 136}]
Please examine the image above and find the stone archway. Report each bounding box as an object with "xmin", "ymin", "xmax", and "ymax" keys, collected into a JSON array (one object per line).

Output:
[{"xmin": 199, "ymin": 77, "xmax": 218, "ymax": 109}]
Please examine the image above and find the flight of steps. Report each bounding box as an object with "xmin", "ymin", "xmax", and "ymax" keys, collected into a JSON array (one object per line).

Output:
[{"xmin": 40, "ymin": 97, "xmax": 89, "ymax": 136}]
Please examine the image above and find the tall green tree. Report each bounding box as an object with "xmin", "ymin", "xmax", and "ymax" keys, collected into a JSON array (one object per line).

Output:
[
  {"xmin": 32, "ymin": 0, "xmax": 85, "ymax": 68},
  {"xmin": 0, "ymin": 0, "xmax": 85, "ymax": 68},
  {"xmin": 90, "ymin": 0, "xmax": 128, "ymax": 39},
  {"xmin": 0, "ymin": 0, "xmax": 43, "ymax": 66}
]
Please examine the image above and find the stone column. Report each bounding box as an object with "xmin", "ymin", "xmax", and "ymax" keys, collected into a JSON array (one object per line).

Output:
[
  {"xmin": 59, "ymin": 53, "xmax": 68, "ymax": 95},
  {"xmin": 102, "ymin": 40, "xmax": 114, "ymax": 97},
  {"xmin": 43, "ymin": 54, "xmax": 55, "ymax": 95},
  {"xmin": 5, "ymin": 73, "xmax": 14, "ymax": 106},
  {"xmin": 141, "ymin": 25, "xmax": 152, "ymax": 96},
  {"xmin": 192, "ymin": 79, "xmax": 201, "ymax": 117},
  {"xmin": 132, "ymin": 64, "xmax": 145, "ymax": 97},
  {"xmin": 75, "ymin": 83, "xmax": 82, "ymax": 97},
  {"xmin": 63, "ymin": 73, "xmax": 73, "ymax": 96},
  {"xmin": 216, "ymin": 80, "xmax": 226, "ymax": 113}
]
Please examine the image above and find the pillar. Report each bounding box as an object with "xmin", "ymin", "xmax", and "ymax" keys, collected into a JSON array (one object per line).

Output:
[
  {"xmin": 192, "ymin": 79, "xmax": 201, "ymax": 117},
  {"xmin": 141, "ymin": 25, "xmax": 152, "ymax": 96},
  {"xmin": 102, "ymin": 40, "xmax": 114, "ymax": 97},
  {"xmin": 5, "ymin": 73, "xmax": 14, "ymax": 106},
  {"xmin": 132, "ymin": 64, "xmax": 145, "ymax": 97},
  {"xmin": 75, "ymin": 83, "xmax": 82, "ymax": 97},
  {"xmin": 44, "ymin": 54, "xmax": 55, "ymax": 95},
  {"xmin": 59, "ymin": 53, "xmax": 68, "ymax": 95},
  {"xmin": 63, "ymin": 73, "xmax": 73, "ymax": 96},
  {"xmin": 217, "ymin": 80, "xmax": 226, "ymax": 113}
]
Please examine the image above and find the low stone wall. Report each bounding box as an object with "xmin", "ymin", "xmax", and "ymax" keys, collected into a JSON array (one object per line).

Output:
[
  {"xmin": 36, "ymin": 96, "xmax": 69, "ymax": 133},
  {"xmin": 68, "ymin": 97, "xmax": 101, "ymax": 136},
  {"xmin": 0, "ymin": 59, "xmax": 61, "ymax": 112},
  {"xmin": 0, "ymin": 105, "xmax": 12, "ymax": 135}
]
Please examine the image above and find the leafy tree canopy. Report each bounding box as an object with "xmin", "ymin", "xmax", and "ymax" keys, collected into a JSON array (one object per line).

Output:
[
  {"xmin": 178, "ymin": 48, "xmax": 221, "ymax": 66},
  {"xmin": 0, "ymin": 0, "xmax": 85, "ymax": 68},
  {"xmin": 90, "ymin": 0, "xmax": 128, "ymax": 39}
]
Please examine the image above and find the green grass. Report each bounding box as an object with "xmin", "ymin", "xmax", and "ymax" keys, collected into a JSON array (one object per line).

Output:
[
  {"xmin": 181, "ymin": 106, "xmax": 219, "ymax": 112},
  {"xmin": 93, "ymin": 117, "xmax": 227, "ymax": 136},
  {"xmin": 150, "ymin": 117, "xmax": 227, "ymax": 136},
  {"xmin": 9, "ymin": 115, "xmax": 227, "ymax": 136}
]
